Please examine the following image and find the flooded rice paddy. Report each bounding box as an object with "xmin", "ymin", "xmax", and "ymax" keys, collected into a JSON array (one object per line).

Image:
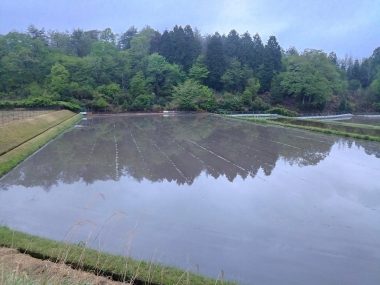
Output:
[{"xmin": 1, "ymin": 114, "xmax": 380, "ymax": 285}]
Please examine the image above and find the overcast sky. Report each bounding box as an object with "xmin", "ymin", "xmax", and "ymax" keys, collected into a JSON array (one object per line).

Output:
[{"xmin": 0, "ymin": 0, "xmax": 379, "ymax": 58}]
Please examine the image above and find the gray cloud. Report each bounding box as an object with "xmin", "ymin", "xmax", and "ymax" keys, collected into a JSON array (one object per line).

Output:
[{"xmin": 0, "ymin": 0, "xmax": 379, "ymax": 57}]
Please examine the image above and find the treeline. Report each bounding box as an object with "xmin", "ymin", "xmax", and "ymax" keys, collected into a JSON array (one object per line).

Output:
[{"xmin": 0, "ymin": 25, "xmax": 379, "ymax": 113}]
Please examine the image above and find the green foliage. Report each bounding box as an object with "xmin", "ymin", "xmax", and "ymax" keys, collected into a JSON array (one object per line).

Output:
[
  {"xmin": 92, "ymin": 95, "xmax": 108, "ymax": 110},
  {"xmin": 56, "ymin": 101, "xmax": 81, "ymax": 112},
  {"xmin": 221, "ymin": 58, "xmax": 252, "ymax": 92},
  {"xmin": 129, "ymin": 27, "xmax": 156, "ymax": 61},
  {"xmin": 252, "ymin": 97, "xmax": 270, "ymax": 111},
  {"xmin": 205, "ymin": 33, "xmax": 226, "ymax": 90},
  {"xmin": 157, "ymin": 25, "xmax": 201, "ymax": 70},
  {"xmin": 0, "ymin": 25, "xmax": 379, "ymax": 113},
  {"xmin": 49, "ymin": 63, "xmax": 70, "ymax": 96},
  {"xmin": 217, "ymin": 93, "xmax": 244, "ymax": 111},
  {"xmin": 146, "ymin": 53, "xmax": 183, "ymax": 98},
  {"xmin": 242, "ymin": 77, "xmax": 260, "ymax": 106},
  {"xmin": 338, "ymin": 97, "xmax": 353, "ymax": 112},
  {"xmin": 189, "ymin": 56, "xmax": 209, "ymax": 83},
  {"xmin": 128, "ymin": 71, "xmax": 150, "ymax": 100},
  {"xmin": 258, "ymin": 36, "xmax": 282, "ymax": 92},
  {"xmin": 373, "ymin": 102, "xmax": 380, "ymax": 111},
  {"xmin": 130, "ymin": 94, "xmax": 154, "ymax": 111},
  {"xmin": 348, "ymin": 79, "xmax": 361, "ymax": 91},
  {"xmin": 96, "ymin": 83, "xmax": 122, "ymax": 103},
  {"xmin": 370, "ymin": 72, "xmax": 380, "ymax": 99},
  {"xmin": 0, "ymin": 97, "xmax": 80, "ymax": 112},
  {"xmin": 172, "ymin": 79, "xmax": 216, "ymax": 111},
  {"xmin": 271, "ymin": 50, "xmax": 345, "ymax": 110},
  {"xmin": 266, "ymin": 107, "xmax": 298, "ymax": 117}
]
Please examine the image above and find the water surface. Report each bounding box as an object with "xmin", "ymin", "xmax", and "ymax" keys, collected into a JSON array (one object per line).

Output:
[{"xmin": 1, "ymin": 114, "xmax": 380, "ymax": 285}]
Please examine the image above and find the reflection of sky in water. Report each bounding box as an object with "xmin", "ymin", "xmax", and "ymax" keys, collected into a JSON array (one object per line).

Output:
[{"xmin": 1, "ymin": 114, "xmax": 380, "ymax": 285}]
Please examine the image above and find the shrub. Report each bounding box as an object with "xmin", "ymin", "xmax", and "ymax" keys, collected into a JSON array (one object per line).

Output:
[
  {"xmin": 266, "ymin": 106, "xmax": 298, "ymax": 117},
  {"xmin": 130, "ymin": 94, "xmax": 154, "ymax": 111},
  {"xmin": 252, "ymin": 97, "xmax": 270, "ymax": 111},
  {"xmin": 373, "ymin": 102, "xmax": 380, "ymax": 112},
  {"xmin": 172, "ymin": 80, "xmax": 216, "ymax": 111},
  {"xmin": 217, "ymin": 92, "xmax": 244, "ymax": 111}
]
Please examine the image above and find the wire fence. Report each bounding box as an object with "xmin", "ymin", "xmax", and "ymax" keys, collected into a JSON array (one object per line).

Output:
[{"xmin": 0, "ymin": 109, "xmax": 54, "ymax": 126}]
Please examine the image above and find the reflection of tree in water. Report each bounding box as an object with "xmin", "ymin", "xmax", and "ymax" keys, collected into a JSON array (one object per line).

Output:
[
  {"xmin": 351, "ymin": 140, "xmax": 380, "ymax": 158},
  {"xmin": 3, "ymin": 114, "xmax": 377, "ymax": 190}
]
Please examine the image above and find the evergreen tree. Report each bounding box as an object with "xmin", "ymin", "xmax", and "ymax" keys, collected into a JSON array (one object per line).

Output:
[
  {"xmin": 224, "ymin": 30, "xmax": 241, "ymax": 59},
  {"xmin": 359, "ymin": 59, "xmax": 371, "ymax": 88},
  {"xmin": 259, "ymin": 36, "xmax": 282, "ymax": 91},
  {"xmin": 183, "ymin": 25, "xmax": 201, "ymax": 69},
  {"xmin": 70, "ymin": 29, "xmax": 94, "ymax": 57},
  {"xmin": 27, "ymin": 25, "xmax": 47, "ymax": 44},
  {"xmin": 158, "ymin": 30, "xmax": 172, "ymax": 60},
  {"xmin": 118, "ymin": 27, "xmax": 137, "ymax": 50},
  {"xmin": 157, "ymin": 25, "xmax": 201, "ymax": 70},
  {"xmin": 205, "ymin": 33, "xmax": 226, "ymax": 90},
  {"xmin": 251, "ymin": 34, "xmax": 264, "ymax": 70},
  {"xmin": 239, "ymin": 32, "xmax": 254, "ymax": 66},
  {"xmin": 149, "ymin": 30, "xmax": 162, "ymax": 54},
  {"xmin": 328, "ymin": 52, "xmax": 338, "ymax": 66}
]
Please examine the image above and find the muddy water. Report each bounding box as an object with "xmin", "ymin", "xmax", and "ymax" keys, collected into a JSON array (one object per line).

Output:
[{"xmin": 1, "ymin": 114, "xmax": 380, "ymax": 285}]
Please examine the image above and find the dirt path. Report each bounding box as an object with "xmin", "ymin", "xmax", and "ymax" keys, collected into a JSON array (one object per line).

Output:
[{"xmin": 0, "ymin": 247, "xmax": 128, "ymax": 285}]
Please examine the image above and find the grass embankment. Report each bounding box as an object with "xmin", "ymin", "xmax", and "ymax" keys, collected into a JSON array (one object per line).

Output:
[
  {"xmin": 0, "ymin": 110, "xmax": 75, "ymax": 155},
  {"xmin": 0, "ymin": 227, "xmax": 231, "ymax": 285},
  {"xmin": 233, "ymin": 116, "xmax": 380, "ymax": 142},
  {"xmin": 0, "ymin": 111, "xmax": 81, "ymax": 177}
]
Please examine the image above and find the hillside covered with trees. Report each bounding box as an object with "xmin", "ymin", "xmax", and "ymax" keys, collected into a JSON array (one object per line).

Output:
[{"xmin": 0, "ymin": 25, "xmax": 379, "ymax": 114}]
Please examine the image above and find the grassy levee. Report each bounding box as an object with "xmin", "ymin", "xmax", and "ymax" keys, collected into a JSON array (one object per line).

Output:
[
  {"xmin": 231, "ymin": 116, "xmax": 380, "ymax": 142},
  {"xmin": 0, "ymin": 110, "xmax": 75, "ymax": 155},
  {"xmin": 0, "ymin": 227, "xmax": 232, "ymax": 285},
  {"xmin": 275, "ymin": 117, "xmax": 380, "ymax": 137},
  {"xmin": 0, "ymin": 114, "xmax": 82, "ymax": 177}
]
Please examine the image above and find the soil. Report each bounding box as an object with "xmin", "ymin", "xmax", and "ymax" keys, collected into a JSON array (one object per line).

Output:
[{"xmin": 0, "ymin": 247, "xmax": 128, "ymax": 285}]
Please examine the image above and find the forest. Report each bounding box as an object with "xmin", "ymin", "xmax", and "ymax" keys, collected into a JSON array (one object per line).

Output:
[{"xmin": 0, "ymin": 25, "xmax": 379, "ymax": 114}]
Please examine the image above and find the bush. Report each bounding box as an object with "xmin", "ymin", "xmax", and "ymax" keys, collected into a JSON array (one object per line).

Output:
[
  {"xmin": 338, "ymin": 98, "xmax": 353, "ymax": 112},
  {"xmin": 373, "ymin": 102, "xmax": 380, "ymax": 112},
  {"xmin": 172, "ymin": 80, "xmax": 216, "ymax": 111},
  {"xmin": 130, "ymin": 94, "xmax": 154, "ymax": 111},
  {"xmin": 24, "ymin": 97, "xmax": 55, "ymax": 107},
  {"xmin": 92, "ymin": 96, "xmax": 109, "ymax": 110},
  {"xmin": 252, "ymin": 97, "xmax": 270, "ymax": 111},
  {"xmin": 57, "ymin": 101, "xmax": 81, "ymax": 112},
  {"xmin": 0, "ymin": 98, "xmax": 81, "ymax": 112},
  {"xmin": 217, "ymin": 93, "xmax": 244, "ymax": 111},
  {"xmin": 266, "ymin": 107, "xmax": 298, "ymax": 117}
]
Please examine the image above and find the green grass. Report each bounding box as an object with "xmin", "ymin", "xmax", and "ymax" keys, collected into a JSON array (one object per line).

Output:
[
  {"xmin": 0, "ymin": 227, "xmax": 232, "ymax": 285},
  {"xmin": 231, "ymin": 116, "xmax": 380, "ymax": 142},
  {"xmin": 0, "ymin": 114, "xmax": 82, "ymax": 178},
  {"xmin": 0, "ymin": 110, "xmax": 76, "ymax": 155},
  {"xmin": 275, "ymin": 117, "xmax": 380, "ymax": 136}
]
